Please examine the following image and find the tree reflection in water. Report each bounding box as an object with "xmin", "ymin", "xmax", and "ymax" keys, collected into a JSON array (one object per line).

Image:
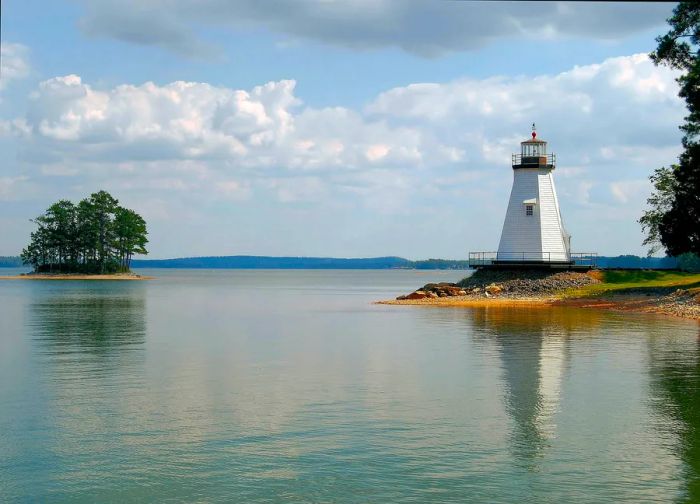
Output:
[
  {"xmin": 647, "ymin": 325, "xmax": 700, "ymax": 503},
  {"xmin": 24, "ymin": 287, "xmax": 148, "ymax": 485},
  {"xmin": 30, "ymin": 289, "xmax": 146, "ymax": 371}
]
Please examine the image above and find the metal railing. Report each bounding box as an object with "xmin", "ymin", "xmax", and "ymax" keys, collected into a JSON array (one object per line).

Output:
[
  {"xmin": 468, "ymin": 251, "xmax": 597, "ymax": 267},
  {"xmin": 511, "ymin": 153, "xmax": 556, "ymax": 167},
  {"xmin": 570, "ymin": 253, "xmax": 597, "ymax": 267}
]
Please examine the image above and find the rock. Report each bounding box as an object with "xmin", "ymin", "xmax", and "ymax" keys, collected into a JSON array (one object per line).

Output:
[
  {"xmin": 403, "ymin": 269, "xmax": 602, "ymax": 302},
  {"xmin": 422, "ymin": 282, "xmax": 461, "ymax": 296},
  {"xmin": 485, "ymin": 283, "xmax": 503, "ymax": 296},
  {"xmin": 396, "ymin": 295, "xmax": 407, "ymax": 300},
  {"xmin": 456, "ymin": 269, "xmax": 601, "ymax": 297}
]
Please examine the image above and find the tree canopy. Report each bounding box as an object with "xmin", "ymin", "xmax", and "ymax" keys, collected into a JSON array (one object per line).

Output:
[
  {"xmin": 642, "ymin": 2, "xmax": 700, "ymax": 256},
  {"xmin": 21, "ymin": 190, "xmax": 148, "ymax": 274}
]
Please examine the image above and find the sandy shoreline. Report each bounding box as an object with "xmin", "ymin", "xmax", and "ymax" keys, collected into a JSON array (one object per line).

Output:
[
  {"xmin": 378, "ymin": 296, "xmax": 554, "ymax": 308},
  {"xmin": 377, "ymin": 293, "xmax": 700, "ymax": 320},
  {"xmin": 0, "ymin": 273, "xmax": 153, "ymax": 280}
]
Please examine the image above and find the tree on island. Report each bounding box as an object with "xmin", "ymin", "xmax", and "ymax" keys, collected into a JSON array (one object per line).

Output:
[
  {"xmin": 21, "ymin": 190, "xmax": 148, "ymax": 274},
  {"xmin": 641, "ymin": 2, "xmax": 700, "ymax": 257}
]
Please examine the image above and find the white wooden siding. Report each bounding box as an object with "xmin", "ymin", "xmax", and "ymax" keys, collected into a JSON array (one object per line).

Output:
[
  {"xmin": 537, "ymin": 172, "xmax": 568, "ymax": 261},
  {"xmin": 497, "ymin": 167, "xmax": 569, "ymax": 261}
]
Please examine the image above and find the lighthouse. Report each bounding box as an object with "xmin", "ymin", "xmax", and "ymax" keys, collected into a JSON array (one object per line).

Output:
[{"xmin": 469, "ymin": 125, "xmax": 594, "ymax": 269}]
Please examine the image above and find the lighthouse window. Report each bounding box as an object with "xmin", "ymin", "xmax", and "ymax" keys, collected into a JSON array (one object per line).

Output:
[{"xmin": 525, "ymin": 205, "xmax": 534, "ymax": 216}]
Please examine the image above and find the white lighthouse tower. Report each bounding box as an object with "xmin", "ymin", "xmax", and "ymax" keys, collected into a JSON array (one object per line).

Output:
[
  {"xmin": 496, "ymin": 124, "xmax": 570, "ymax": 264},
  {"xmin": 469, "ymin": 125, "xmax": 595, "ymax": 269}
]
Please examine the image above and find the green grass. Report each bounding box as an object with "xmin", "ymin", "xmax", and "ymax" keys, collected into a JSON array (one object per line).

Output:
[{"xmin": 562, "ymin": 270, "xmax": 700, "ymax": 299}]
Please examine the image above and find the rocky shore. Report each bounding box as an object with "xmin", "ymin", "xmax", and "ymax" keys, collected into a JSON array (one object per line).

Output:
[
  {"xmin": 656, "ymin": 289, "xmax": 700, "ymax": 318},
  {"xmin": 383, "ymin": 269, "xmax": 700, "ymax": 321},
  {"xmin": 395, "ymin": 269, "xmax": 599, "ymax": 300}
]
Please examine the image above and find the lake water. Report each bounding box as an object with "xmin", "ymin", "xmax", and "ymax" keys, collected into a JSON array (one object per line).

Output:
[{"xmin": 1, "ymin": 269, "xmax": 699, "ymax": 502}]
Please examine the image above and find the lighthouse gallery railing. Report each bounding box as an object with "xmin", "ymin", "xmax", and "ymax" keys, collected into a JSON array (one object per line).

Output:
[
  {"xmin": 512, "ymin": 153, "xmax": 556, "ymax": 167},
  {"xmin": 468, "ymin": 251, "xmax": 597, "ymax": 267}
]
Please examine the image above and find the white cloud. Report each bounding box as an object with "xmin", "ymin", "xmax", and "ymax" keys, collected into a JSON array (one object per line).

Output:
[
  {"xmin": 365, "ymin": 144, "xmax": 390, "ymax": 162},
  {"xmin": 9, "ymin": 54, "xmax": 685, "ymax": 195},
  {"xmin": 573, "ymin": 181, "xmax": 594, "ymax": 206},
  {"xmin": 215, "ymin": 179, "xmax": 252, "ymax": 201},
  {"xmin": 0, "ymin": 42, "xmax": 30, "ymax": 91},
  {"xmin": 610, "ymin": 179, "xmax": 650, "ymax": 204},
  {"xmin": 265, "ymin": 176, "xmax": 325, "ymax": 203},
  {"xmin": 2, "ymin": 53, "xmax": 687, "ymax": 256},
  {"xmin": 16, "ymin": 74, "xmax": 456, "ymax": 176},
  {"xmin": 367, "ymin": 54, "xmax": 679, "ymax": 129},
  {"xmin": 17, "ymin": 53, "xmax": 682, "ymax": 182},
  {"xmin": 75, "ymin": 1, "xmax": 673, "ymax": 58},
  {"xmin": 0, "ymin": 176, "xmax": 30, "ymax": 201}
]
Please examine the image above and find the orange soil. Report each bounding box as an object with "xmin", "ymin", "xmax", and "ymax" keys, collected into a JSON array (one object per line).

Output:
[
  {"xmin": 378, "ymin": 293, "xmax": 700, "ymax": 320},
  {"xmin": 377, "ymin": 296, "xmax": 554, "ymax": 308}
]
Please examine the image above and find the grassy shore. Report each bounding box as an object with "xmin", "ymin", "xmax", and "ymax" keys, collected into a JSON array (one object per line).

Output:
[
  {"xmin": 0, "ymin": 272, "xmax": 153, "ymax": 280},
  {"xmin": 562, "ymin": 270, "xmax": 700, "ymax": 297},
  {"xmin": 380, "ymin": 269, "xmax": 700, "ymax": 320}
]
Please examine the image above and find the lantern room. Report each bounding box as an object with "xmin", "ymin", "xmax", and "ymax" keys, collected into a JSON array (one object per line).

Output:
[
  {"xmin": 521, "ymin": 138, "xmax": 546, "ymax": 156},
  {"xmin": 512, "ymin": 123, "xmax": 555, "ymax": 169}
]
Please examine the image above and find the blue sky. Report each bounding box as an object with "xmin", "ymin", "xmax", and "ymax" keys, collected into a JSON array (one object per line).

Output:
[{"xmin": 0, "ymin": 1, "xmax": 683, "ymax": 258}]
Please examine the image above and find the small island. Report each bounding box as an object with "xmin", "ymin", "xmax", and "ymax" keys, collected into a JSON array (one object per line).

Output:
[{"xmin": 0, "ymin": 190, "xmax": 151, "ymax": 281}]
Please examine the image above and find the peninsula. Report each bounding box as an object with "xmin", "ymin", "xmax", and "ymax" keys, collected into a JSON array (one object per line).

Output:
[
  {"xmin": 380, "ymin": 269, "xmax": 700, "ymax": 320},
  {"xmin": 380, "ymin": 127, "xmax": 699, "ymax": 320}
]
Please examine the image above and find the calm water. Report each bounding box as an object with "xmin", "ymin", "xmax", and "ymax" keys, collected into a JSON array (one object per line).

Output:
[{"xmin": 1, "ymin": 269, "xmax": 699, "ymax": 503}]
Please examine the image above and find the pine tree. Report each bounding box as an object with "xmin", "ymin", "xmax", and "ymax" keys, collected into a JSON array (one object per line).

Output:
[
  {"xmin": 645, "ymin": 2, "xmax": 700, "ymax": 255},
  {"xmin": 21, "ymin": 191, "xmax": 148, "ymax": 274}
]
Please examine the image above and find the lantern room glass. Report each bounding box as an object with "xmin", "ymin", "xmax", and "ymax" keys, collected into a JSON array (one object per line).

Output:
[{"xmin": 522, "ymin": 142, "xmax": 546, "ymax": 156}]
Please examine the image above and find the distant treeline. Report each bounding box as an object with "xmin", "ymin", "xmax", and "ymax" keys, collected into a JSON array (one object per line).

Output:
[
  {"xmin": 0, "ymin": 256, "xmax": 23, "ymax": 267},
  {"xmin": 128, "ymin": 256, "xmax": 471, "ymax": 269},
  {"xmin": 595, "ymin": 255, "xmax": 678, "ymax": 269},
  {"xmin": 126, "ymin": 255, "xmax": 685, "ymax": 270},
  {"xmin": 0, "ymin": 254, "xmax": 693, "ymax": 270}
]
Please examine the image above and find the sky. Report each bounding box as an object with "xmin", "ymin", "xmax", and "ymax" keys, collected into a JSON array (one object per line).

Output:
[{"xmin": 0, "ymin": 1, "xmax": 684, "ymax": 259}]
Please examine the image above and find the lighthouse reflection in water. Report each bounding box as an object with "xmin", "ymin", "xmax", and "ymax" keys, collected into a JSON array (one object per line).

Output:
[{"xmin": 473, "ymin": 308, "xmax": 573, "ymax": 466}]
